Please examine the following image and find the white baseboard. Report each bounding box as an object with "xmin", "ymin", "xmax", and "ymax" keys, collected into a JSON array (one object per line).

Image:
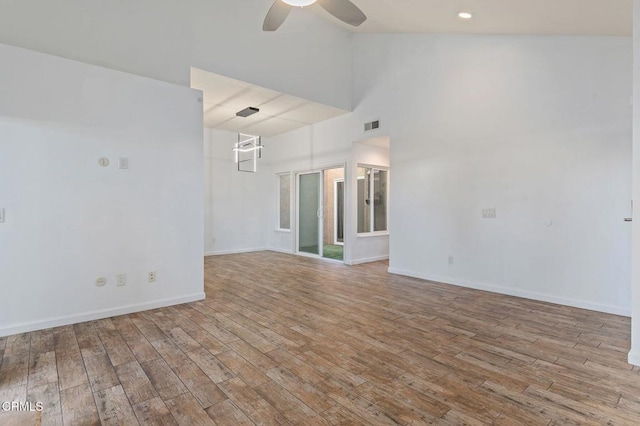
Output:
[
  {"xmin": 0, "ymin": 292, "xmax": 206, "ymax": 338},
  {"xmin": 204, "ymin": 248, "xmax": 267, "ymax": 256},
  {"xmin": 628, "ymin": 351, "xmax": 640, "ymax": 366},
  {"xmin": 387, "ymin": 267, "xmax": 631, "ymax": 317},
  {"xmin": 347, "ymin": 255, "xmax": 389, "ymax": 266}
]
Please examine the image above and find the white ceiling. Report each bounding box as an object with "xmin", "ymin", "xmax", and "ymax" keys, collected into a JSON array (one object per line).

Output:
[
  {"xmin": 191, "ymin": 68, "xmax": 348, "ymax": 137},
  {"xmin": 303, "ymin": 0, "xmax": 632, "ymax": 36}
]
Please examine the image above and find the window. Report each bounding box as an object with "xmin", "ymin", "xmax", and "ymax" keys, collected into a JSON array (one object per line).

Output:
[
  {"xmin": 278, "ymin": 173, "xmax": 291, "ymax": 230},
  {"xmin": 357, "ymin": 166, "xmax": 388, "ymax": 234}
]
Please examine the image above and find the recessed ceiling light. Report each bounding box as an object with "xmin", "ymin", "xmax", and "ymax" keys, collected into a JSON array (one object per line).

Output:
[{"xmin": 458, "ymin": 12, "xmax": 474, "ymax": 20}]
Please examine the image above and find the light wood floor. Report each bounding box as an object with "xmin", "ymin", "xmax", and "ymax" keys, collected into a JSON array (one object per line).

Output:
[{"xmin": 1, "ymin": 252, "xmax": 639, "ymax": 425}]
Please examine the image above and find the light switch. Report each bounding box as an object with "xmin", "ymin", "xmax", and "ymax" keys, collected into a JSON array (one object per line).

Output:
[
  {"xmin": 118, "ymin": 157, "xmax": 129, "ymax": 170},
  {"xmin": 482, "ymin": 208, "xmax": 496, "ymax": 219}
]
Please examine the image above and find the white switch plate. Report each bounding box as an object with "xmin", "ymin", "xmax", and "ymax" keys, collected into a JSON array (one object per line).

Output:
[
  {"xmin": 0, "ymin": 208, "xmax": 4, "ymax": 223},
  {"xmin": 116, "ymin": 273, "xmax": 127, "ymax": 287},
  {"xmin": 482, "ymin": 208, "xmax": 496, "ymax": 219},
  {"xmin": 118, "ymin": 157, "xmax": 129, "ymax": 170}
]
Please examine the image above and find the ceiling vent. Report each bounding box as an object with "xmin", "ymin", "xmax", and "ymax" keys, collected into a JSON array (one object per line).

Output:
[
  {"xmin": 236, "ymin": 107, "xmax": 260, "ymax": 118},
  {"xmin": 364, "ymin": 120, "xmax": 380, "ymax": 132}
]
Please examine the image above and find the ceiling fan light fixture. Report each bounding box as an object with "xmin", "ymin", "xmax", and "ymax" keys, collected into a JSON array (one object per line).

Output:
[
  {"xmin": 282, "ymin": 0, "xmax": 317, "ymax": 6},
  {"xmin": 458, "ymin": 12, "xmax": 474, "ymax": 20}
]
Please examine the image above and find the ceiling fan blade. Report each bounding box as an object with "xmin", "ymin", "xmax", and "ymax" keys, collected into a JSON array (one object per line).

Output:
[
  {"xmin": 263, "ymin": 1, "xmax": 292, "ymax": 31},
  {"xmin": 317, "ymin": 0, "xmax": 367, "ymax": 27}
]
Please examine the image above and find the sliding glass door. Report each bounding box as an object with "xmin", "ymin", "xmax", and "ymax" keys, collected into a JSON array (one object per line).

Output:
[
  {"xmin": 298, "ymin": 172, "xmax": 321, "ymax": 255},
  {"xmin": 297, "ymin": 166, "xmax": 345, "ymax": 261}
]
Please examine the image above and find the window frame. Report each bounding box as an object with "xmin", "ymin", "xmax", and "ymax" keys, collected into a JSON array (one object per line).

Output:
[
  {"xmin": 356, "ymin": 164, "xmax": 389, "ymax": 236},
  {"xmin": 276, "ymin": 172, "xmax": 292, "ymax": 232}
]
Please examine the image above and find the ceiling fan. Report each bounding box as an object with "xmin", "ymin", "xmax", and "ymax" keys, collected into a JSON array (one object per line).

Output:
[{"xmin": 263, "ymin": 0, "xmax": 367, "ymax": 31}]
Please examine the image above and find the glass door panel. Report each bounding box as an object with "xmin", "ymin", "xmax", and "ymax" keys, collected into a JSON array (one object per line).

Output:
[{"xmin": 298, "ymin": 172, "xmax": 321, "ymax": 255}]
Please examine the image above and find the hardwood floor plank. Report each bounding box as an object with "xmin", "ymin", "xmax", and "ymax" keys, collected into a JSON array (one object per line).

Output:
[
  {"xmin": 123, "ymin": 333, "xmax": 161, "ymax": 364},
  {"xmin": 114, "ymin": 361, "xmax": 158, "ymax": 405},
  {"xmin": 166, "ymin": 327, "xmax": 202, "ymax": 353},
  {"xmin": 0, "ymin": 384, "xmax": 27, "ymax": 405},
  {"xmin": 132, "ymin": 397, "xmax": 178, "ymax": 425},
  {"xmin": 218, "ymin": 377, "xmax": 289, "ymax": 426},
  {"xmin": 205, "ymin": 399, "xmax": 254, "ymax": 426},
  {"xmin": 60, "ymin": 384, "xmax": 100, "ymax": 426},
  {"xmin": 4, "ymin": 333, "xmax": 31, "ymax": 357},
  {"xmin": 74, "ymin": 323, "xmax": 105, "ymax": 358},
  {"xmin": 265, "ymin": 366, "xmax": 335, "ymax": 413},
  {"xmin": 28, "ymin": 351, "xmax": 58, "ymax": 389},
  {"xmin": 354, "ymin": 381, "xmax": 441, "ymax": 424},
  {"xmin": 217, "ymin": 349, "xmax": 270, "ymax": 388},
  {"xmin": 0, "ymin": 410, "xmax": 42, "ymax": 426},
  {"xmin": 227, "ymin": 339, "xmax": 278, "ymax": 371},
  {"xmin": 27, "ymin": 382, "xmax": 62, "ymax": 426},
  {"xmin": 57, "ymin": 351, "xmax": 89, "ymax": 392},
  {"xmin": 131, "ymin": 315, "xmax": 169, "ymax": 343},
  {"xmin": 98, "ymin": 329, "xmax": 137, "ymax": 367},
  {"xmin": 53, "ymin": 331, "xmax": 80, "ymax": 356},
  {"xmin": 93, "ymin": 384, "xmax": 139, "ymax": 426},
  {"xmin": 172, "ymin": 361, "xmax": 227, "ymax": 409},
  {"xmin": 0, "ymin": 354, "xmax": 29, "ymax": 390},
  {"xmin": 30, "ymin": 330, "xmax": 54, "ymax": 355},
  {"xmin": 186, "ymin": 347, "xmax": 235, "ymax": 384},
  {"xmin": 83, "ymin": 353, "xmax": 120, "ymax": 393},
  {"xmin": 140, "ymin": 358, "xmax": 188, "ymax": 401},
  {"xmin": 165, "ymin": 393, "xmax": 216, "ymax": 426},
  {"xmin": 152, "ymin": 339, "xmax": 191, "ymax": 369},
  {"xmin": 254, "ymin": 380, "xmax": 316, "ymax": 423}
]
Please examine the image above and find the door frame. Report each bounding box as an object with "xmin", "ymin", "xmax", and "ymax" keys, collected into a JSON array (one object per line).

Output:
[
  {"xmin": 295, "ymin": 170, "xmax": 323, "ymax": 259},
  {"xmin": 293, "ymin": 163, "xmax": 347, "ymax": 262},
  {"xmin": 334, "ymin": 178, "xmax": 345, "ymax": 246}
]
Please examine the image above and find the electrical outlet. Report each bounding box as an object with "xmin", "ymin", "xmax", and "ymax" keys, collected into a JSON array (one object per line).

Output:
[
  {"xmin": 0, "ymin": 208, "xmax": 4, "ymax": 223},
  {"xmin": 448, "ymin": 256, "xmax": 454, "ymax": 265},
  {"xmin": 116, "ymin": 273, "xmax": 127, "ymax": 287},
  {"xmin": 148, "ymin": 271, "xmax": 157, "ymax": 283}
]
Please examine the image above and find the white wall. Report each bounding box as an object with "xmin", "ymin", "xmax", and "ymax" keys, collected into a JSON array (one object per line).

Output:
[
  {"xmin": 0, "ymin": 0, "xmax": 352, "ymax": 111},
  {"xmin": 353, "ymin": 34, "xmax": 632, "ymax": 315},
  {"xmin": 0, "ymin": 43, "xmax": 204, "ymax": 336},
  {"xmin": 204, "ymin": 128, "xmax": 269, "ymax": 255}
]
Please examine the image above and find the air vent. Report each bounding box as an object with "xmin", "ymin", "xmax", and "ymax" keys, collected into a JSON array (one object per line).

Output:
[{"xmin": 364, "ymin": 120, "xmax": 380, "ymax": 132}]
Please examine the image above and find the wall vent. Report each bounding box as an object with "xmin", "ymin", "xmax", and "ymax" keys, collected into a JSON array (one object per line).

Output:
[{"xmin": 364, "ymin": 120, "xmax": 380, "ymax": 132}]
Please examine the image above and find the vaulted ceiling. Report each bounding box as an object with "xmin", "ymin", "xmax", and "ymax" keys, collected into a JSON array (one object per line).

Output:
[{"xmin": 300, "ymin": 0, "xmax": 631, "ymax": 35}]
